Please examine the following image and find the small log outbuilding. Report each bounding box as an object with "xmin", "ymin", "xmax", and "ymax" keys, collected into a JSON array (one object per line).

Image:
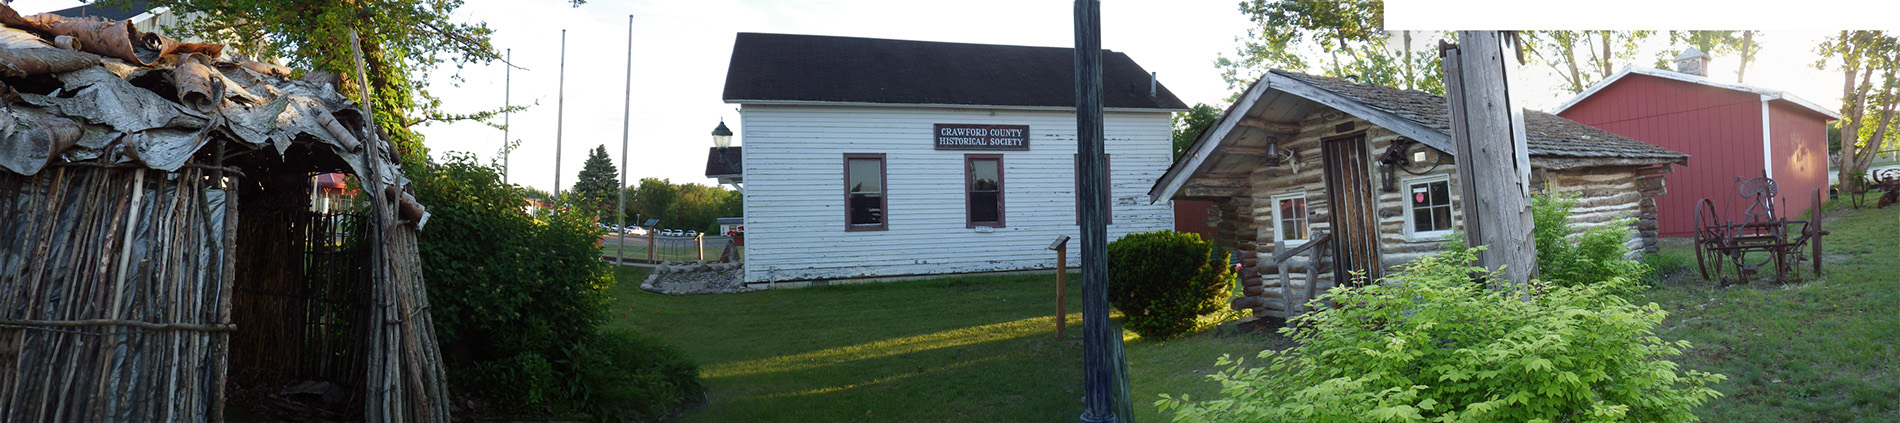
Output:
[
  {"xmin": 0, "ymin": 5, "xmax": 447, "ymax": 421},
  {"xmin": 1150, "ymin": 70, "xmax": 1688, "ymax": 319}
]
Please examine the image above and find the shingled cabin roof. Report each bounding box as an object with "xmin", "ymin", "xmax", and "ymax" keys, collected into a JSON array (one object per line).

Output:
[
  {"xmin": 1151, "ymin": 70, "xmax": 1687, "ymax": 202},
  {"xmin": 722, "ymin": 32, "xmax": 1187, "ymax": 110},
  {"xmin": 1271, "ymin": 70, "xmax": 1686, "ymax": 160}
]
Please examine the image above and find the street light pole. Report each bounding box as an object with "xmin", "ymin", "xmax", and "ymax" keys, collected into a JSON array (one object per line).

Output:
[
  {"xmin": 554, "ymin": 29, "xmax": 567, "ymax": 200},
  {"xmin": 616, "ymin": 16, "xmax": 634, "ymax": 265}
]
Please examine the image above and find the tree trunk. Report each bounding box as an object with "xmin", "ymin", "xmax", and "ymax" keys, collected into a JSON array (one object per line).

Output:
[
  {"xmin": 1737, "ymin": 31, "xmax": 1755, "ymax": 82},
  {"xmin": 1599, "ymin": 31, "xmax": 1613, "ymax": 77}
]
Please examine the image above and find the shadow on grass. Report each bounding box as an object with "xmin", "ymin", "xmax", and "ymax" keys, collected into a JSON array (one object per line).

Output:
[{"xmin": 602, "ymin": 268, "xmax": 1290, "ymax": 423}]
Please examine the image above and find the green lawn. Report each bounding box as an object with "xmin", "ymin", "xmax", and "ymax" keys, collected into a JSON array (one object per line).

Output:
[
  {"xmin": 604, "ymin": 268, "xmax": 1280, "ymax": 422},
  {"xmin": 1640, "ymin": 202, "xmax": 1900, "ymax": 422}
]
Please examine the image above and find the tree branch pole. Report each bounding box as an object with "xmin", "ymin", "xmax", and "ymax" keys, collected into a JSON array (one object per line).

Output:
[
  {"xmin": 1074, "ymin": 0, "xmax": 1129, "ymax": 421},
  {"xmin": 1440, "ymin": 31, "xmax": 1537, "ymax": 289},
  {"xmin": 554, "ymin": 29, "xmax": 567, "ymax": 199},
  {"xmin": 616, "ymin": 16, "xmax": 634, "ymax": 264},
  {"xmin": 503, "ymin": 48, "xmax": 511, "ymax": 184}
]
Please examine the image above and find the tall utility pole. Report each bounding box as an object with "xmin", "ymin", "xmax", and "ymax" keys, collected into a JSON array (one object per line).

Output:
[
  {"xmin": 1440, "ymin": 31, "xmax": 1537, "ymax": 288},
  {"xmin": 554, "ymin": 29, "xmax": 567, "ymax": 199},
  {"xmin": 503, "ymin": 48, "xmax": 511, "ymax": 184},
  {"xmin": 1074, "ymin": 0, "xmax": 1131, "ymax": 421},
  {"xmin": 616, "ymin": 16, "xmax": 634, "ymax": 263}
]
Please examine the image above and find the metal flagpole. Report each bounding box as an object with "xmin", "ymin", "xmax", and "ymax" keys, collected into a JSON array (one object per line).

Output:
[
  {"xmin": 616, "ymin": 16, "xmax": 634, "ymax": 264},
  {"xmin": 554, "ymin": 29, "xmax": 567, "ymax": 200},
  {"xmin": 503, "ymin": 48, "xmax": 511, "ymax": 184},
  {"xmin": 1074, "ymin": 0, "xmax": 1128, "ymax": 421}
]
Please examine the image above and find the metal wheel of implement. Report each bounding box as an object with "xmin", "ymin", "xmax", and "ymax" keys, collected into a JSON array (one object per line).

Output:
[
  {"xmin": 1694, "ymin": 198, "xmax": 1726, "ymax": 282},
  {"xmin": 1809, "ymin": 188, "xmax": 1826, "ymax": 276}
]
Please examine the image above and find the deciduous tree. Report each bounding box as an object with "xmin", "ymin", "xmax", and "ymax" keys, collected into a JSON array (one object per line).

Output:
[
  {"xmin": 1219, "ymin": 0, "xmax": 1445, "ymax": 94},
  {"xmin": 1524, "ymin": 31, "xmax": 1655, "ymax": 93},
  {"xmin": 1818, "ymin": 31, "xmax": 1900, "ymax": 199},
  {"xmin": 1172, "ymin": 103, "xmax": 1222, "ymax": 160}
]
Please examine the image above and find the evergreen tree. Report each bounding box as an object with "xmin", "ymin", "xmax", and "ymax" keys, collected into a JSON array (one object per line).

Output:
[{"xmin": 571, "ymin": 145, "xmax": 620, "ymax": 219}]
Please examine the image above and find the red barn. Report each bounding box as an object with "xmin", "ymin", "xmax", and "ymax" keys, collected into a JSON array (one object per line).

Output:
[{"xmin": 1554, "ymin": 50, "xmax": 1838, "ymax": 238}]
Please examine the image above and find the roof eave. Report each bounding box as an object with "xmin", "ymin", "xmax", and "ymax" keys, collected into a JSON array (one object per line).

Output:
[
  {"xmin": 725, "ymin": 99, "xmax": 1187, "ymax": 113},
  {"xmin": 1555, "ymin": 65, "xmax": 1839, "ymax": 119}
]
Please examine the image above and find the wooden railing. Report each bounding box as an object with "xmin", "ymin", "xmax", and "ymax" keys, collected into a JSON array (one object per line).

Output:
[{"xmin": 1271, "ymin": 231, "xmax": 1331, "ymax": 318}]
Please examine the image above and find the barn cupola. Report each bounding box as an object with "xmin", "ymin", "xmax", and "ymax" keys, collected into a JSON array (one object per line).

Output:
[{"xmin": 1673, "ymin": 48, "xmax": 1712, "ymax": 77}]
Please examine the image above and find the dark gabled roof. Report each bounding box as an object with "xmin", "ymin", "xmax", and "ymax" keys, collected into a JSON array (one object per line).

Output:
[
  {"xmin": 48, "ymin": 1, "xmax": 153, "ymax": 21},
  {"xmin": 723, "ymin": 33, "xmax": 1187, "ymax": 110},
  {"xmin": 705, "ymin": 147, "xmax": 741, "ymax": 177},
  {"xmin": 1272, "ymin": 70, "xmax": 1686, "ymax": 160}
]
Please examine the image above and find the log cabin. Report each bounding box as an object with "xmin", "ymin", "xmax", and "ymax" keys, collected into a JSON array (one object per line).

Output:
[{"xmin": 1149, "ymin": 70, "xmax": 1688, "ymax": 319}]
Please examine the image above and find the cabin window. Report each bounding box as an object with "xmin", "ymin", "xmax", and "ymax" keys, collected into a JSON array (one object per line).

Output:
[
  {"xmin": 967, "ymin": 154, "xmax": 1004, "ymax": 228},
  {"xmin": 845, "ymin": 153, "xmax": 887, "ymax": 231},
  {"xmin": 1271, "ymin": 192, "xmax": 1309, "ymax": 245},
  {"xmin": 1404, "ymin": 175, "xmax": 1454, "ymax": 240},
  {"xmin": 1074, "ymin": 154, "xmax": 1111, "ymax": 225}
]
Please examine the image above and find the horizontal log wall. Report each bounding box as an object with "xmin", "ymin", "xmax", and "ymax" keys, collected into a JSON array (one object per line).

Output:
[{"xmin": 1218, "ymin": 108, "xmax": 1673, "ymax": 318}]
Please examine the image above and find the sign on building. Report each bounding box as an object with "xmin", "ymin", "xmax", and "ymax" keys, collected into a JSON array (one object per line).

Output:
[{"xmin": 934, "ymin": 124, "xmax": 1030, "ymax": 151}]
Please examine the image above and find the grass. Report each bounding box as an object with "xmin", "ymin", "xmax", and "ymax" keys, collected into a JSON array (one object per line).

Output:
[
  {"xmin": 1639, "ymin": 201, "xmax": 1900, "ymax": 422},
  {"xmin": 604, "ymin": 268, "xmax": 1282, "ymax": 422},
  {"xmin": 597, "ymin": 203, "xmax": 1897, "ymax": 422}
]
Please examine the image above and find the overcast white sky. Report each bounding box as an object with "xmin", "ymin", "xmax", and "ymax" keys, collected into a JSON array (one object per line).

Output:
[{"xmin": 10, "ymin": 1, "xmax": 1864, "ymax": 194}]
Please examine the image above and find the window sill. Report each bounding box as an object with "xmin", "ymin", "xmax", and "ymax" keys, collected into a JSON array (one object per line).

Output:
[{"xmin": 1405, "ymin": 230, "xmax": 1454, "ymax": 243}]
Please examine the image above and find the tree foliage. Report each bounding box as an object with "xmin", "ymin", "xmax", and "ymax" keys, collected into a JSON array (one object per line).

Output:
[
  {"xmin": 121, "ymin": 0, "xmax": 573, "ymax": 166},
  {"xmin": 624, "ymin": 178, "xmax": 741, "ymax": 233},
  {"xmin": 1159, "ymin": 250, "xmax": 1723, "ymax": 423},
  {"xmin": 571, "ymin": 145, "xmax": 620, "ymax": 219},
  {"xmin": 1653, "ymin": 31, "xmax": 1760, "ymax": 82},
  {"xmin": 1173, "ymin": 103, "xmax": 1223, "ymax": 160},
  {"xmin": 1523, "ymin": 31, "xmax": 1655, "ymax": 94},
  {"xmin": 1220, "ymin": 0, "xmax": 1444, "ymax": 95},
  {"xmin": 1818, "ymin": 31, "xmax": 1900, "ymax": 197}
]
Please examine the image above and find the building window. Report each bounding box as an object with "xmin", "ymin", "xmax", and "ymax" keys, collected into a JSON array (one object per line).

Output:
[
  {"xmin": 1271, "ymin": 192, "xmax": 1308, "ymax": 245},
  {"xmin": 1405, "ymin": 175, "xmax": 1453, "ymax": 240},
  {"xmin": 844, "ymin": 153, "xmax": 887, "ymax": 231},
  {"xmin": 1075, "ymin": 154, "xmax": 1111, "ymax": 225},
  {"xmin": 967, "ymin": 154, "xmax": 1004, "ymax": 228}
]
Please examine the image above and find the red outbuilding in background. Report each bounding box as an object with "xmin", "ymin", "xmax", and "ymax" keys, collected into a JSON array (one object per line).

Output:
[{"xmin": 1554, "ymin": 49, "xmax": 1839, "ymax": 238}]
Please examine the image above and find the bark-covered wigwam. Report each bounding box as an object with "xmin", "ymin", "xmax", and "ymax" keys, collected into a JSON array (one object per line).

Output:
[{"xmin": 0, "ymin": 4, "xmax": 446, "ymax": 421}]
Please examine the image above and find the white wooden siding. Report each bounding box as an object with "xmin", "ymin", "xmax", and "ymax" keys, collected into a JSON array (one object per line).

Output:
[{"xmin": 739, "ymin": 105, "xmax": 1175, "ymax": 283}]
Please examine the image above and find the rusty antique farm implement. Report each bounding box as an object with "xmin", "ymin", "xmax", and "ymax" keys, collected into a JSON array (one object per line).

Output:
[{"xmin": 1692, "ymin": 176, "xmax": 1828, "ymax": 284}]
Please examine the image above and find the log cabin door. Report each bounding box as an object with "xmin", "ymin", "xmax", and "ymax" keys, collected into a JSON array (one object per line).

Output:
[{"xmin": 1321, "ymin": 133, "xmax": 1382, "ymax": 284}]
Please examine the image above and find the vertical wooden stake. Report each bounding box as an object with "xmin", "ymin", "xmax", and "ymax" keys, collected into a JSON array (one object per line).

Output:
[
  {"xmin": 1055, "ymin": 242, "xmax": 1067, "ymax": 339},
  {"xmin": 1442, "ymin": 31, "xmax": 1538, "ymax": 289},
  {"xmin": 696, "ymin": 233, "xmax": 704, "ymax": 262}
]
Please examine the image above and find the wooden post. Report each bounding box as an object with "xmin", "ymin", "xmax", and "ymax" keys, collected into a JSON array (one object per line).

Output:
[
  {"xmin": 695, "ymin": 233, "xmax": 704, "ymax": 262},
  {"xmin": 647, "ymin": 231, "xmax": 656, "ymax": 263},
  {"xmin": 1049, "ymin": 235, "xmax": 1071, "ymax": 339},
  {"xmin": 1441, "ymin": 31, "xmax": 1538, "ymax": 288}
]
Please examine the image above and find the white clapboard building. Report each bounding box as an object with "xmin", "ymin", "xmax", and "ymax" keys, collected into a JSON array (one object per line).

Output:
[{"xmin": 718, "ymin": 33, "xmax": 1187, "ymax": 285}]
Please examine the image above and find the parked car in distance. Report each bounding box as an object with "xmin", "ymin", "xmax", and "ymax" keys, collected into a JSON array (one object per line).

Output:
[
  {"xmin": 625, "ymin": 226, "xmax": 648, "ymax": 236},
  {"xmin": 662, "ymin": 229, "xmax": 681, "ymax": 237},
  {"xmin": 684, "ymin": 230, "xmax": 700, "ymax": 237}
]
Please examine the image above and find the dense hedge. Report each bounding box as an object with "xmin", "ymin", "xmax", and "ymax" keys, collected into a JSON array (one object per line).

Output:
[
  {"xmin": 413, "ymin": 153, "xmax": 700, "ymax": 420},
  {"xmin": 1106, "ymin": 231, "xmax": 1234, "ymax": 339},
  {"xmin": 1159, "ymin": 250, "xmax": 1724, "ymax": 422}
]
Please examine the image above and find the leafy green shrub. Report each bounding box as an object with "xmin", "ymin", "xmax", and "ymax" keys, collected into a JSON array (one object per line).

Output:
[
  {"xmin": 558, "ymin": 329, "xmax": 704, "ymax": 422},
  {"xmin": 414, "ymin": 154, "xmax": 700, "ymax": 418},
  {"xmin": 1158, "ymin": 250, "xmax": 1724, "ymax": 422},
  {"xmin": 469, "ymin": 352, "xmax": 556, "ymax": 412},
  {"xmin": 1531, "ymin": 193, "xmax": 1650, "ymax": 288},
  {"xmin": 1107, "ymin": 230, "xmax": 1233, "ymax": 339}
]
